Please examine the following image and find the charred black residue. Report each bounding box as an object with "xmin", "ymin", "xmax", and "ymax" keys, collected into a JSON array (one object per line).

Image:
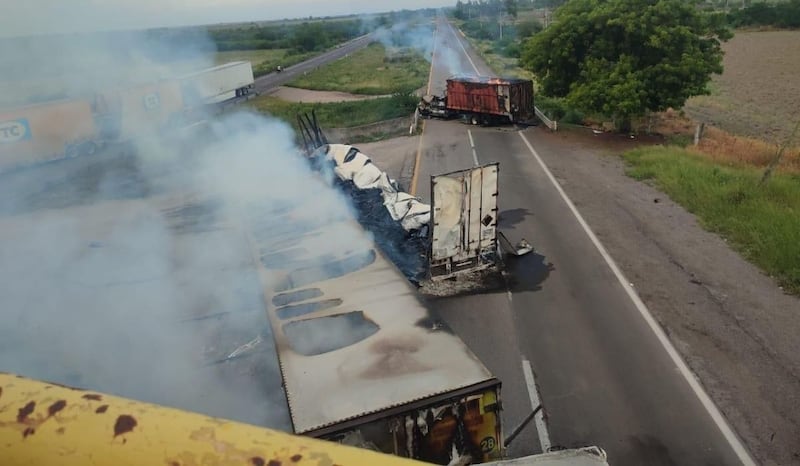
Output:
[
  {"xmin": 48, "ymin": 399, "xmax": 67, "ymax": 417},
  {"xmin": 415, "ymin": 316, "xmax": 454, "ymax": 334},
  {"xmin": 283, "ymin": 311, "xmax": 379, "ymax": 356},
  {"xmin": 162, "ymin": 198, "xmax": 223, "ymax": 235},
  {"xmin": 113, "ymin": 414, "xmax": 137, "ymax": 437},
  {"xmin": 360, "ymin": 337, "xmax": 430, "ymax": 379},
  {"xmin": 250, "ymin": 457, "xmax": 265, "ymax": 466},
  {"xmin": 23, "ymin": 427, "xmax": 35, "ymax": 438},
  {"xmin": 272, "ymin": 288, "xmax": 323, "ymax": 307},
  {"xmin": 260, "ymin": 247, "xmax": 308, "ymax": 267},
  {"xmin": 96, "ymin": 405, "xmax": 109, "ymax": 414},
  {"xmin": 17, "ymin": 401, "xmax": 35, "ymax": 423},
  {"xmin": 275, "ymin": 249, "xmax": 376, "ymax": 292},
  {"xmin": 82, "ymin": 393, "xmax": 103, "ymax": 401},
  {"xmin": 276, "ymin": 298, "xmax": 342, "ymax": 320},
  {"xmin": 290, "ymin": 454, "xmax": 302, "ymax": 462}
]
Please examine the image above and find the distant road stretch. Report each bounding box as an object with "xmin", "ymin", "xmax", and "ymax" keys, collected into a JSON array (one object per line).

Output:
[{"xmin": 252, "ymin": 35, "xmax": 374, "ymax": 94}]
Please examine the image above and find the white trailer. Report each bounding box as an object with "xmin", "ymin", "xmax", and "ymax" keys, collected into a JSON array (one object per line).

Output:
[{"xmin": 178, "ymin": 61, "xmax": 254, "ymax": 107}]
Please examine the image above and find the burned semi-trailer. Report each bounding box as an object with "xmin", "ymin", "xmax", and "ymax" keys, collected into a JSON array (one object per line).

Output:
[
  {"xmin": 418, "ymin": 76, "xmax": 534, "ymax": 125},
  {"xmin": 0, "ymin": 61, "xmax": 255, "ymax": 173}
]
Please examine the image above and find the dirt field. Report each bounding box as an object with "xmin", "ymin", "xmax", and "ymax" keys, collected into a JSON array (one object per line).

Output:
[{"xmin": 685, "ymin": 30, "xmax": 800, "ymax": 145}]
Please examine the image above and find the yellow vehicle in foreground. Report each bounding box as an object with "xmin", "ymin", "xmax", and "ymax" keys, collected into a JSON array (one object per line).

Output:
[{"xmin": 0, "ymin": 373, "xmax": 608, "ymax": 466}]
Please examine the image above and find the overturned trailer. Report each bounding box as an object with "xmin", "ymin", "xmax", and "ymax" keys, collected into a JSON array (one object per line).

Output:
[{"xmin": 245, "ymin": 193, "xmax": 504, "ymax": 464}]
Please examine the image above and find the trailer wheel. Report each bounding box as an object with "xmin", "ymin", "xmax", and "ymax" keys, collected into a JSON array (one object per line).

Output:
[{"xmin": 470, "ymin": 115, "xmax": 479, "ymax": 125}]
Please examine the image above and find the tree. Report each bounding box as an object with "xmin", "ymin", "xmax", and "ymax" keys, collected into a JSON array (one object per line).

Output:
[
  {"xmin": 521, "ymin": 0, "xmax": 732, "ymax": 130},
  {"xmin": 516, "ymin": 18, "xmax": 543, "ymax": 39},
  {"xmin": 454, "ymin": 1, "xmax": 468, "ymax": 20},
  {"xmin": 505, "ymin": 0, "xmax": 519, "ymax": 18}
]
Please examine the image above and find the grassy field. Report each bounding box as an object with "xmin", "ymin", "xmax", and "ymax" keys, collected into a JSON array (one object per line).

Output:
[
  {"xmin": 249, "ymin": 94, "xmax": 417, "ymax": 129},
  {"xmin": 213, "ymin": 49, "xmax": 288, "ymax": 66},
  {"xmin": 286, "ymin": 43, "xmax": 429, "ymax": 95},
  {"xmin": 624, "ymin": 145, "xmax": 800, "ymax": 294},
  {"xmin": 213, "ymin": 49, "xmax": 315, "ymax": 77},
  {"xmin": 465, "ymin": 36, "xmax": 535, "ymax": 80}
]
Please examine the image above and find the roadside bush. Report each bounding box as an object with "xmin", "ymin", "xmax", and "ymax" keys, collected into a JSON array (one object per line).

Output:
[
  {"xmin": 728, "ymin": 0, "xmax": 800, "ymax": 28},
  {"xmin": 516, "ymin": 19, "xmax": 543, "ymax": 39}
]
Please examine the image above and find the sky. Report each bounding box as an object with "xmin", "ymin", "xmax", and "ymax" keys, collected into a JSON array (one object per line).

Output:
[{"xmin": 2, "ymin": 0, "xmax": 453, "ymax": 37}]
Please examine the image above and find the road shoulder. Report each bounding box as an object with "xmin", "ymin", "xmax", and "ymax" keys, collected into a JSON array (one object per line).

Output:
[{"xmin": 523, "ymin": 126, "xmax": 800, "ymax": 466}]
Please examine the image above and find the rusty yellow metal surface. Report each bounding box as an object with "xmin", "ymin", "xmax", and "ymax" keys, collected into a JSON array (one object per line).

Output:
[{"xmin": 0, "ymin": 373, "xmax": 426, "ymax": 466}]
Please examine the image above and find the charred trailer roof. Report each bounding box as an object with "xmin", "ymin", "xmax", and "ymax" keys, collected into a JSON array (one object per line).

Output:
[{"xmin": 445, "ymin": 76, "xmax": 534, "ymax": 123}]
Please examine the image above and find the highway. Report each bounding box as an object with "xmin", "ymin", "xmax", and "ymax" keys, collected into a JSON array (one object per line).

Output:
[
  {"xmin": 252, "ymin": 35, "xmax": 374, "ymax": 94},
  {"xmin": 416, "ymin": 15, "xmax": 753, "ymax": 466}
]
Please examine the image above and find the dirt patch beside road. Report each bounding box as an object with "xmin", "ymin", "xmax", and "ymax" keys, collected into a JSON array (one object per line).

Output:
[{"xmin": 526, "ymin": 126, "xmax": 800, "ymax": 466}]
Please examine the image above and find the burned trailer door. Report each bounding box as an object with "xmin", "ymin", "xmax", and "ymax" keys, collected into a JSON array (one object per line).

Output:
[
  {"xmin": 508, "ymin": 80, "xmax": 534, "ymax": 122},
  {"xmin": 317, "ymin": 380, "xmax": 503, "ymax": 464},
  {"xmin": 429, "ymin": 163, "xmax": 500, "ymax": 280},
  {"xmin": 401, "ymin": 384, "xmax": 503, "ymax": 464}
]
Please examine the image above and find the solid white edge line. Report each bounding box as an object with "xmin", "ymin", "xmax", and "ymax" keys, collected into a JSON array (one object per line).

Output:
[
  {"xmin": 467, "ymin": 129, "xmax": 479, "ymax": 166},
  {"xmin": 518, "ymin": 132, "xmax": 756, "ymax": 466},
  {"xmin": 522, "ymin": 359, "xmax": 552, "ymax": 453},
  {"xmin": 447, "ymin": 20, "xmax": 480, "ymax": 76}
]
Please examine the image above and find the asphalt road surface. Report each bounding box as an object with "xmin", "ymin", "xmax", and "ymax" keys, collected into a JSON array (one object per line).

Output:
[
  {"xmin": 252, "ymin": 35, "xmax": 374, "ymax": 94},
  {"xmin": 416, "ymin": 14, "xmax": 754, "ymax": 466}
]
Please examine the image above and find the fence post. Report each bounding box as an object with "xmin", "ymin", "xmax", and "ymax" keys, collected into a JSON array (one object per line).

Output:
[{"xmin": 693, "ymin": 122, "xmax": 705, "ymax": 146}]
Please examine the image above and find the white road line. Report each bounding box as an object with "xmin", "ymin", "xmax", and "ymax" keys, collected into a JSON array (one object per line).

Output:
[
  {"xmin": 518, "ymin": 132, "xmax": 756, "ymax": 466},
  {"xmin": 522, "ymin": 359, "xmax": 551, "ymax": 453},
  {"xmin": 447, "ymin": 20, "xmax": 480, "ymax": 76},
  {"xmin": 467, "ymin": 129, "xmax": 479, "ymax": 166}
]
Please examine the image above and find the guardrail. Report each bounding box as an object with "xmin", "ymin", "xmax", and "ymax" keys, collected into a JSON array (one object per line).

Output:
[{"xmin": 534, "ymin": 105, "xmax": 558, "ymax": 131}]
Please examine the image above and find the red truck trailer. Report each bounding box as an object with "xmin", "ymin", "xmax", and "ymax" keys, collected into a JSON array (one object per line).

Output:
[{"xmin": 419, "ymin": 76, "xmax": 534, "ymax": 125}]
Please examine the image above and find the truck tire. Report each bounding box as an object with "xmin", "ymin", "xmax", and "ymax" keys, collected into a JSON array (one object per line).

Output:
[{"xmin": 471, "ymin": 115, "xmax": 479, "ymax": 125}]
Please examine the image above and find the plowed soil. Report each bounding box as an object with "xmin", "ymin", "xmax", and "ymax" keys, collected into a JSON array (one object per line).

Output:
[{"xmin": 685, "ymin": 30, "xmax": 800, "ymax": 145}]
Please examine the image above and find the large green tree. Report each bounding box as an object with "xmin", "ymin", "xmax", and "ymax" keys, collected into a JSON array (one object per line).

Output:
[{"xmin": 521, "ymin": 0, "xmax": 731, "ymax": 129}]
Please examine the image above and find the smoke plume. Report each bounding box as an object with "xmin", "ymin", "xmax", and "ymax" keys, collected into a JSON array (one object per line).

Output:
[{"xmin": 0, "ymin": 19, "xmax": 367, "ymax": 430}]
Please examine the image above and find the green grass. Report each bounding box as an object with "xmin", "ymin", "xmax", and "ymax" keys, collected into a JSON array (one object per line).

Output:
[
  {"xmin": 624, "ymin": 146, "xmax": 800, "ymax": 294},
  {"xmin": 213, "ymin": 49, "xmax": 288, "ymax": 66},
  {"xmin": 471, "ymin": 37, "xmax": 535, "ymax": 80},
  {"xmin": 249, "ymin": 94, "xmax": 418, "ymax": 128},
  {"xmin": 286, "ymin": 43, "xmax": 429, "ymax": 95},
  {"xmin": 213, "ymin": 49, "xmax": 315, "ymax": 77}
]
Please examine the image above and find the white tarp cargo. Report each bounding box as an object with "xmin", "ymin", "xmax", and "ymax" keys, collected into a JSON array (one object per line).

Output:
[{"xmin": 323, "ymin": 144, "xmax": 431, "ymax": 231}]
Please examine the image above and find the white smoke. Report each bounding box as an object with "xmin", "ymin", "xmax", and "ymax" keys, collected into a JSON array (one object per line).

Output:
[
  {"xmin": 0, "ymin": 21, "xmax": 369, "ymax": 430},
  {"xmin": 370, "ymin": 10, "xmax": 477, "ymax": 88}
]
